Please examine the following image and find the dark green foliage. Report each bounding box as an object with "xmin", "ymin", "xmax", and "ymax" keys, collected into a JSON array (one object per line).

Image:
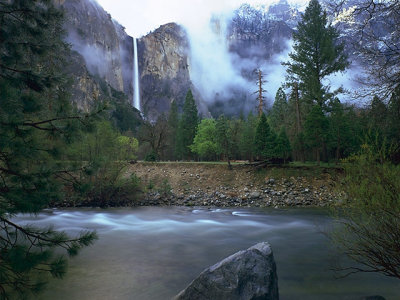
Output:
[
  {"xmin": 275, "ymin": 128, "xmax": 291, "ymax": 163},
  {"xmin": 145, "ymin": 151, "xmax": 160, "ymax": 162},
  {"xmin": 292, "ymin": 132, "xmax": 306, "ymax": 162},
  {"xmin": 0, "ymin": 0, "xmax": 97, "ymax": 297},
  {"xmin": 112, "ymin": 100, "xmax": 142, "ymax": 134},
  {"xmin": 228, "ymin": 118, "xmax": 244, "ymax": 160},
  {"xmin": 387, "ymin": 87, "xmax": 400, "ymax": 144},
  {"xmin": 65, "ymin": 121, "xmax": 140, "ymax": 207},
  {"xmin": 215, "ymin": 115, "xmax": 232, "ymax": 161},
  {"xmin": 0, "ymin": 218, "xmax": 97, "ymax": 298},
  {"xmin": 284, "ymin": 0, "xmax": 348, "ymax": 107},
  {"xmin": 239, "ymin": 112, "xmax": 257, "ymax": 161},
  {"xmin": 327, "ymin": 99, "xmax": 358, "ymax": 162},
  {"xmin": 304, "ymin": 105, "xmax": 328, "ymax": 164},
  {"xmin": 176, "ymin": 90, "xmax": 199, "ymax": 159},
  {"xmin": 254, "ymin": 113, "xmax": 277, "ymax": 160},
  {"xmin": 269, "ymin": 87, "xmax": 288, "ymax": 132},
  {"xmin": 368, "ymin": 95, "xmax": 388, "ymax": 136},
  {"xmin": 327, "ymin": 1, "xmax": 400, "ymax": 280}
]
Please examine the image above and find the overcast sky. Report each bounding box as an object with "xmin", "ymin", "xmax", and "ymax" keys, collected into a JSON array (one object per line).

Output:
[{"xmin": 95, "ymin": 0, "xmax": 309, "ymax": 37}]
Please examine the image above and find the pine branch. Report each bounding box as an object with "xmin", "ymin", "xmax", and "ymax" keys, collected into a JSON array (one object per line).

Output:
[{"xmin": 0, "ymin": 217, "xmax": 97, "ymax": 253}]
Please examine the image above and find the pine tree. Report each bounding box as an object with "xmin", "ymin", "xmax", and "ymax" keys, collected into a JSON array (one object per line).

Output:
[
  {"xmin": 368, "ymin": 95, "xmax": 388, "ymax": 138},
  {"xmin": 387, "ymin": 87, "xmax": 400, "ymax": 160},
  {"xmin": 0, "ymin": 1, "xmax": 97, "ymax": 297},
  {"xmin": 304, "ymin": 105, "xmax": 329, "ymax": 165},
  {"xmin": 216, "ymin": 115, "xmax": 233, "ymax": 168},
  {"xmin": 269, "ymin": 87, "xmax": 288, "ymax": 132},
  {"xmin": 327, "ymin": 99, "xmax": 354, "ymax": 163},
  {"xmin": 287, "ymin": 83, "xmax": 306, "ymax": 162},
  {"xmin": 176, "ymin": 90, "xmax": 199, "ymax": 160},
  {"xmin": 254, "ymin": 113, "xmax": 276, "ymax": 160},
  {"xmin": 239, "ymin": 112, "xmax": 257, "ymax": 161},
  {"xmin": 275, "ymin": 127, "xmax": 292, "ymax": 163},
  {"xmin": 229, "ymin": 118, "xmax": 243, "ymax": 160},
  {"xmin": 284, "ymin": 0, "xmax": 348, "ymax": 108}
]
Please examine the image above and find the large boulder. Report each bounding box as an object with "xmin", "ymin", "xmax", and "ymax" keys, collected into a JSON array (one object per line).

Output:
[{"xmin": 175, "ymin": 242, "xmax": 279, "ymax": 300}]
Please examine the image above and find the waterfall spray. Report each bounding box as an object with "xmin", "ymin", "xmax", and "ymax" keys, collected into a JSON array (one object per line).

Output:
[{"xmin": 133, "ymin": 37, "xmax": 140, "ymax": 110}]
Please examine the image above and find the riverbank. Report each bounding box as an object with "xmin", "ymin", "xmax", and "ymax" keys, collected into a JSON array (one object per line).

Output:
[{"xmin": 127, "ymin": 162, "xmax": 345, "ymax": 208}]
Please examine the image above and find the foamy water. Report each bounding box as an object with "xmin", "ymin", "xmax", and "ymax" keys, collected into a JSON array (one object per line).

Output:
[{"xmin": 12, "ymin": 207, "xmax": 399, "ymax": 300}]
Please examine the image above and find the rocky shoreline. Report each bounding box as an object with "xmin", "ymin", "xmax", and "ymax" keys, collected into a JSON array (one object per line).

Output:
[
  {"xmin": 58, "ymin": 163, "xmax": 345, "ymax": 208},
  {"xmin": 137, "ymin": 178, "xmax": 341, "ymax": 208}
]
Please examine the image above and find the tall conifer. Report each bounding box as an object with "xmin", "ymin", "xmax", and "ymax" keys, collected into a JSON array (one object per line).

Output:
[
  {"xmin": 269, "ymin": 87, "xmax": 289, "ymax": 132},
  {"xmin": 0, "ymin": 1, "xmax": 97, "ymax": 297},
  {"xmin": 284, "ymin": 0, "xmax": 348, "ymax": 108},
  {"xmin": 176, "ymin": 90, "xmax": 198, "ymax": 159}
]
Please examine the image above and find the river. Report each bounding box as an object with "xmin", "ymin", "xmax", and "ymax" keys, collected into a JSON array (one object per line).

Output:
[{"xmin": 12, "ymin": 207, "xmax": 399, "ymax": 299}]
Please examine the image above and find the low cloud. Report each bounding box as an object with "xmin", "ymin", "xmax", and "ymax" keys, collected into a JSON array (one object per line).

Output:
[{"xmin": 185, "ymin": 10, "xmax": 293, "ymax": 113}]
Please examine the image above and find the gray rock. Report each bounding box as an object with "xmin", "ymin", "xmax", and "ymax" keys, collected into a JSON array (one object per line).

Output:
[
  {"xmin": 174, "ymin": 242, "xmax": 279, "ymax": 300},
  {"xmin": 250, "ymin": 191, "xmax": 261, "ymax": 199}
]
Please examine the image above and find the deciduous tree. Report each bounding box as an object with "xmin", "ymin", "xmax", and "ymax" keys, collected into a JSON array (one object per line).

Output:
[{"xmin": 190, "ymin": 119, "xmax": 217, "ymax": 160}]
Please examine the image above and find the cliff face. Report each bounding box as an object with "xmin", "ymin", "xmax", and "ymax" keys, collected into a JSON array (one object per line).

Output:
[
  {"xmin": 228, "ymin": 20, "xmax": 292, "ymax": 61},
  {"xmin": 227, "ymin": 4, "xmax": 293, "ymax": 66},
  {"xmin": 65, "ymin": 50, "xmax": 102, "ymax": 112},
  {"xmin": 57, "ymin": 0, "xmax": 134, "ymax": 111},
  {"xmin": 58, "ymin": 0, "xmax": 206, "ymax": 120},
  {"xmin": 138, "ymin": 23, "xmax": 207, "ymax": 120},
  {"xmin": 55, "ymin": 0, "xmax": 296, "ymax": 118},
  {"xmin": 62, "ymin": 0, "xmax": 124, "ymax": 91},
  {"xmin": 55, "ymin": 0, "xmax": 384, "ymax": 120}
]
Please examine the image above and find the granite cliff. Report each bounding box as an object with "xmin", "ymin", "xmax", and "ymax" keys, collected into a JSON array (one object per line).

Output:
[
  {"xmin": 55, "ymin": 0, "xmax": 134, "ymax": 112},
  {"xmin": 57, "ymin": 0, "xmax": 205, "ymax": 119},
  {"xmin": 138, "ymin": 23, "xmax": 209, "ymax": 119},
  {"xmin": 55, "ymin": 0, "xmax": 363, "ymax": 120},
  {"xmin": 55, "ymin": 0, "xmax": 298, "ymax": 119}
]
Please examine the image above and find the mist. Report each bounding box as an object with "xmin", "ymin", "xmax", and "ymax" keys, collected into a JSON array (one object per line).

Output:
[
  {"xmin": 184, "ymin": 5, "xmax": 295, "ymax": 114},
  {"xmin": 186, "ymin": 13, "xmax": 250, "ymax": 103},
  {"xmin": 79, "ymin": 0, "xmax": 364, "ymax": 114},
  {"xmin": 184, "ymin": 7, "xmax": 363, "ymax": 114},
  {"xmin": 96, "ymin": 0, "xmax": 309, "ymax": 37}
]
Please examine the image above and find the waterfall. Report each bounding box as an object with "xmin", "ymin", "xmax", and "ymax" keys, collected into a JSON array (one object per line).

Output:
[{"xmin": 133, "ymin": 37, "xmax": 140, "ymax": 110}]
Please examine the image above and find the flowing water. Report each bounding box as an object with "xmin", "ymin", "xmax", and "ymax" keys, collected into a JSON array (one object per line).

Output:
[
  {"xmin": 133, "ymin": 37, "xmax": 140, "ymax": 110},
  {"xmin": 12, "ymin": 207, "xmax": 399, "ymax": 299}
]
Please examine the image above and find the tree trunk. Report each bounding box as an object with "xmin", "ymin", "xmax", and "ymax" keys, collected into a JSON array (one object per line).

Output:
[{"xmin": 294, "ymin": 83, "xmax": 305, "ymax": 162}]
